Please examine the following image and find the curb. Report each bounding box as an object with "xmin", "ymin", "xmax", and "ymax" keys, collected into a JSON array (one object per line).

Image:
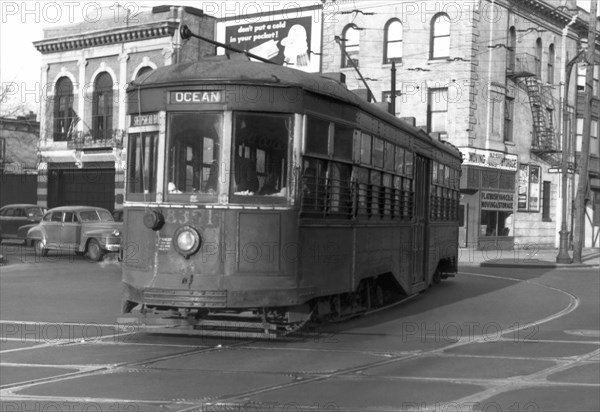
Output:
[{"xmin": 479, "ymin": 261, "xmax": 599, "ymax": 269}]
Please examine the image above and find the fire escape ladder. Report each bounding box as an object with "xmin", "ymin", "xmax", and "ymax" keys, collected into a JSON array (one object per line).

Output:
[{"xmin": 522, "ymin": 76, "xmax": 560, "ymax": 165}]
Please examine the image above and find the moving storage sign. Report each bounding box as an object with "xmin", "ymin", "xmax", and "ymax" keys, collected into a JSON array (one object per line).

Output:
[{"xmin": 481, "ymin": 191, "xmax": 515, "ymax": 211}]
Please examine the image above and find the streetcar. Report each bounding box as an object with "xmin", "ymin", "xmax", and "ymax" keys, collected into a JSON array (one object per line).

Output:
[{"xmin": 121, "ymin": 52, "xmax": 461, "ymax": 338}]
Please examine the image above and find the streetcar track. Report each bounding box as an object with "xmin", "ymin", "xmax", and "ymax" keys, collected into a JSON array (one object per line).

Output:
[{"xmin": 1, "ymin": 270, "xmax": 597, "ymax": 411}]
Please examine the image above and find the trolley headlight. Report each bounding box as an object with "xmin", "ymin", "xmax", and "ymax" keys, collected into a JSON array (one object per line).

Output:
[{"xmin": 172, "ymin": 226, "xmax": 201, "ymax": 258}]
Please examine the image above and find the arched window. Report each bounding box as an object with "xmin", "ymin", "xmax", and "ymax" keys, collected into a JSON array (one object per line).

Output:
[
  {"xmin": 507, "ymin": 26, "xmax": 517, "ymax": 72},
  {"xmin": 53, "ymin": 77, "xmax": 74, "ymax": 142},
  {"xmin": 548, "ymin": 44, "xmax": 555, "ymax": 84},
  {"xmin": 431, "ymin": 13, "xmax": 450, "ymax": 59},
  {"xmin": 384, "ymin": 19, "xmax": 403, "ymax": 64},
  {"xmin": 341, "ymin": 24, "xmax": 360, "ymax": 68},
  {"xmin": 136, "ymin": 66, "xmax": 154, "ymax": 79},
  {"xmin": 92, "ymin": 72, "xmax": 113, "ymax": 140},
  {"xmin": 535, "ymin": 38, "xmax": 543, "ymax": 79}
]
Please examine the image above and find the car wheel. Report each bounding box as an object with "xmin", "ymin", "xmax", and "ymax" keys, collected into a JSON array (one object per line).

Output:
[
  {"xmin": 34, "ymin": 240, "xmax": 48, "ymax": 257},
  {"xmin": 87, "ymin": 239, "xmax": 104, "ymax": 262}
]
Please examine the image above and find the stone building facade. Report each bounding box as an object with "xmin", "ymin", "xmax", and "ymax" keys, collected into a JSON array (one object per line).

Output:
[
  {"xmin": 33, "ymin": 6, "xmax": 215, "ymax": 212},
  {"xmin": 319, "ymin": 0, "xmax": 599, "ymax": 249}
]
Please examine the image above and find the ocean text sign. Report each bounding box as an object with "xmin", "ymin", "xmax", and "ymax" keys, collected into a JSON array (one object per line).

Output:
[{"xmin": 170, "ymin": 91, "xmax": 222, "ymax": 104}]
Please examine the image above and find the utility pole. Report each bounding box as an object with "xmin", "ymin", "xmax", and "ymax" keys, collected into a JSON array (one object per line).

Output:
[
  {"xmin": 557, "ymin": 11, "xmax": 579, "ymax": 264},
  {"xmin": 573, "ymin": 0, "xmax": 597, "ymax": 263}
]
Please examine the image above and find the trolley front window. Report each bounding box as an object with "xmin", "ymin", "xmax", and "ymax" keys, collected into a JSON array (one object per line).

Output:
[
  {"xmin": 127, "ymin": 132, "xmax": 158, "ymax": 200},
  {"xmin": 166, "ymin": 113, "xmax": 222, "ymax": 201},
  {"xmin": 231, "ymin": 112, "xmax": 291, "ymax": 202}
]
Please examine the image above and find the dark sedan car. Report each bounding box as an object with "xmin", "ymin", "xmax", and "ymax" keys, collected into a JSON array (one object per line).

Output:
[
  {"xmin": 27, "ymin": 206, "xmax": 122, "ymax": 261},
  {"xmin": 0, "ymin": 204, "xmax": 47, "ymax": 244}
]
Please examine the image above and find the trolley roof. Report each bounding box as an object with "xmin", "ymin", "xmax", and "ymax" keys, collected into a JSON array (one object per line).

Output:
[{"xmin": 129, "ymin": 57, "xmax": 462, "ymax": 160}]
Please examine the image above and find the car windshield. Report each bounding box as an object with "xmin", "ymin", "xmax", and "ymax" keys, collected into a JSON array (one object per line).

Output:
[{"xmin": 79, "ymin": 210, "xmax": 115, "ymax": 222}]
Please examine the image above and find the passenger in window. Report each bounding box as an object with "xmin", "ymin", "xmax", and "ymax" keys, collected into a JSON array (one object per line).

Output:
[
  {"xmin": 259, "ymin": 171, "xmax": 280, "ymax": 196},
  {"xmin": 235, "ymin": 156, "xmax": 259, "ymax": 194},
  {"xmin": 204, "ymin": 160, "xmax": 219, "ymax": 194}
]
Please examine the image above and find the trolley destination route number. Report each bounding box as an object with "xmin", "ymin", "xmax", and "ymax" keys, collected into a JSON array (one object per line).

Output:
[{"xmin": 170, "ymin": 91, "xmax": 222, "ymax": 104}]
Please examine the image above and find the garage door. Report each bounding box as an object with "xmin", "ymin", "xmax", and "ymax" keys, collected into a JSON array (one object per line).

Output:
[{"xmin": 48, "ymin": 168, "xmax": 115, "ymax": 211}]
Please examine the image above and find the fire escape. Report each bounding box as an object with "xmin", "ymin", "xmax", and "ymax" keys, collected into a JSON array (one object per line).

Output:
[{"xmin": 507, "ymin": 53, "xmax": 560, "ymax": 166}]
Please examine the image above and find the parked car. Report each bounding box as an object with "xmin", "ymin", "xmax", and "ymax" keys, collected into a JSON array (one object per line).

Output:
[
  {"xmin": 0, "ymin": 204, "xmax": 47, "ymax": 244},
  {"xmin": 27, "ymin": 206, "xmax": 122, "ymax": 261}
]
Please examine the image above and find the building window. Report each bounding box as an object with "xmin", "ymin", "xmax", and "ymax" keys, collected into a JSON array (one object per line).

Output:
[
  {"xmin": 577, "ymin": 65, "xmax": 586, "ymax": 91},
  {"xmin": 53, "ymin": 77, "xmax": 74, "ymax": 142},
  {"xmin": 542, "ymin": 181, "xmax": 552, "ymax": 221},
  {"xmin": 504, "ymin": 97, "xmax": 514, "ymax": 142},
  {"xmin": 547, "ymin": 44, "xmax": 555, "ymax": 84},
  {"xmin": 427, "ymin": 88, "xmax": 448, "ymax": 133},
  {"xmin": 480, "ymin": 210, "xmax": 513, "ymax": 236},
  {"xmin": 430, "ymin": 13, "xmax": 450, "ymax": 59},
  {"xmin": 535, "ymin": 38, "xmax": 542, "ymax": 79},
  {"xmin": 341, "ymin": 24, "xmax": 360, "ymax": 68},
  {"xmin": 92, "ymin": 72, "xmax": 113, "ymax": 140},
  {"xmin": 384, "ymin": 19, "xmax": 403, "ymax": 64},
  {"xmin": 507, "ymin": 26, "xmax": 516, "ymax": 72},
  {"xmin": 595, "ymin": 65, "xmax": 600, "ymax": 97},
  {"xmin": 576, "ymin": 117, "xmax": 583, "ymax": 152},
  {"xmin": 136, "ymin": 66, "xmax": 154, "ymax": 79}
]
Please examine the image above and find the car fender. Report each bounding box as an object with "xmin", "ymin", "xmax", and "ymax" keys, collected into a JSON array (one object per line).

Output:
[
  {"xmin": 26, "ymin": 226, "xmax": 46, "ymax": 245},
  {"xmin": 18, "ymin": 223, "xmax": 39, "ymax": 240}
]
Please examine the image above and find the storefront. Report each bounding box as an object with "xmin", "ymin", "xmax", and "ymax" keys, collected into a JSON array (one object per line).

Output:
[{"xmin": 458, "ymin": 147, "xmax": 518, "ymax": 250}]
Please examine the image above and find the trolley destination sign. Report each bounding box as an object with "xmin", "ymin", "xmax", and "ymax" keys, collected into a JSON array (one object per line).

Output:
[{"xmin": 170, "ymin": 91, "xmax": 222, "ymax": 104}]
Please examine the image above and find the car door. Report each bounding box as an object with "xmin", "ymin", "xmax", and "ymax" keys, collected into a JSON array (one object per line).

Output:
[
  {"xmin": 12, "ymin": 207, "xmax": 30, "ymax": 237},
  {"xmin": 60, "ymin": 211, "xmax": 81, "ymax": 248},
  {"xmin": 0, "ymin": 207, "xmax": 16, "ymax": 237},
  {"xmin": 45, "ymin": 211, "xmax": 64, "ymax": 248}
]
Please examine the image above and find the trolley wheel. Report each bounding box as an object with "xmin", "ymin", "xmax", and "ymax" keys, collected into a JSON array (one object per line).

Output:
[
  {"xmin": 86, "ymin": 239, "xmax": 104, "ymax": 262},
  {"xmin": 34, "ymin": 240, "xmax": 48, "ymax": 257}
]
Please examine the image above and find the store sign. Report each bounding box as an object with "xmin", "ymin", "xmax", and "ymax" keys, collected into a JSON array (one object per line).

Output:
[
  {"xmin": 130, "ymin": 113, "xmax": 159, "ymax": 127},
  {"xmin": 481, "ymin": 191, "xmax": 515, "ymax": 211},
  {"xmin": 518, "ymin": 164, "xmax": 541, "ymax": 212},
  {"xmin": 217, "ymin": 10, "xmax": 322, "ymax": 73},
  {"xmin": 459, "ymin": 147, "xmax": 518, "ymax": 171},
  {"xmin": 170, "ymin": 91, "xmax": 222, "ymax": 104}
]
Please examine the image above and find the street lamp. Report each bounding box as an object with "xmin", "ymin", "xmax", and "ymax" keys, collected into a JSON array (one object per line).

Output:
[{"xmin": 556, "ymin": 12, "xmax": 579, "ymax": 264}]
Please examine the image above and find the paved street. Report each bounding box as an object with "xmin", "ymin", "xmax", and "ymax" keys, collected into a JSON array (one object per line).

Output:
[{"xmin": 0, "ymin": 244, "xmax": 598, "ymax": 412}]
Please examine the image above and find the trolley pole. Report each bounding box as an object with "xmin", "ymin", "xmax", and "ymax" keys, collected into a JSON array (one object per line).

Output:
[
  {"xmin": 557, "ymin": 12, "xmax": 579, "ymax": 264},
  {"xmin": 573, "ymin": 0, "xmax": 598, "ymax": 263}
]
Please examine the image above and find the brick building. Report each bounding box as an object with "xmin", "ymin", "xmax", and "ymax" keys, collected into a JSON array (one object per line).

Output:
[
  {"xmin": 33, "ymin": 5, "xmax": 215, "ymax": 212},
  {"xmin": 0, "ymin": 112, "xmax": 39, "ymax": 206},
  {"xmin": 319, "ymin": 0, "xmax": 599, "ymax": 249}
]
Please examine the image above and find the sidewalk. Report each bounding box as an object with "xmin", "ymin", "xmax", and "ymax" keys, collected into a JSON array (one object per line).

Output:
[{"xmin": 459, "ymin": 247, "xmax": 600, "ymax": 268}]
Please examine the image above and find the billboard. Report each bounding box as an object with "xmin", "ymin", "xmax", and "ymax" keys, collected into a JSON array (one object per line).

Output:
[{"xmin": 216, "ymin": 7, "xmax": 322, "ymax": 73}]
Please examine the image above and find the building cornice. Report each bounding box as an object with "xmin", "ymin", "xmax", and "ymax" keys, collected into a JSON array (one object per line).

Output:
[{"xmin": 33, "ymin": 21, "xmax": 179, "ymax": 54}]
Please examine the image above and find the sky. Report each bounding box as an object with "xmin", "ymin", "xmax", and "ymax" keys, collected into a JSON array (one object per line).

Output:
[{"xmin": 0, "ymin": 0, "xmax": 596, "ymax": 116}]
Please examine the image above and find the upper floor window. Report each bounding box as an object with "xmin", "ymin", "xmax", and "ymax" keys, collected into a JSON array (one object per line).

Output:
[
  {"xmin": 136, "ymin": 66, "xmax": 154, "ymax": 79},
  {"xmin": 507, "ymin": 26, "xmax": 516, "ymax": 72},
  {"xmin": 427, "ymin": 88, "xmax": 448, "ymax": 133},
  {"xmin": 384, "ymin": 19, "xmax": 403, "ymax": 64},
  {"xmin": 547, "ymin": 44, "xmax": 555, "ymax": 84},
  {"xmin": 92, "ymin": 72, "xmax": 113, "ymax": 140},
  {"xmin": 535, "ymin": 38, "xmax": 542, "ymax": 79},
  {"xmin": 53, "ymin": 77, "xmax": 74, "ymax": 142},
  {"xmin": 430, "ymin": 13, "xmax": 450, "ymax": 59},
  {"xmin": 341, "ymin": 24, "xmax": 360, "ymax": 68}
]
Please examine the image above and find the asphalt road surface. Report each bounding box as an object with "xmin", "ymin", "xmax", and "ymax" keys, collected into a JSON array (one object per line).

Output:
[{"xmin": 1, "ymin": 246, "xmax": 598, "ymax": 412}]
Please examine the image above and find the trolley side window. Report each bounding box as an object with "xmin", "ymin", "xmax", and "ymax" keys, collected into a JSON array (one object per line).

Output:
[
  {"xmin": 127, "ymin": 132, "xmax": 158, "ymax": 200},
  {"xmin": 232, "ymin": 112, "xmax": 292, "ymax": 199},
  {"xmin": 166, "ymin": 113, "xmax": 222, "ymax": 198}
]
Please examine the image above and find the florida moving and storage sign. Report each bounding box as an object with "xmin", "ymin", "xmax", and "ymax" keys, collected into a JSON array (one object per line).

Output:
[{"xmin": 216, "ymin": 7, "xmax": 322, "ymax": 73}]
